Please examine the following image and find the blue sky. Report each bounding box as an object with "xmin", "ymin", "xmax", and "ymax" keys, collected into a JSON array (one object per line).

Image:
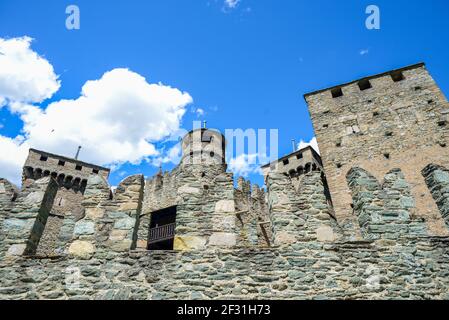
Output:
[{"xmin": 1, "ymin": 0, "xmax": 449, "ymax": 187}]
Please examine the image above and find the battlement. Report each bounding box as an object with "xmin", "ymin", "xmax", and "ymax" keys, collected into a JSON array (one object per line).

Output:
[
  {"xmin": 2, "ymin": 63, "xmax": 449, "ymax": 300},
  {"xmin": 23, "ymin": 149, "xmax": 110, "ymax": 188},
  {"xmin": 304, "ymin": 62, "xmax": 426, "ymax": 100}
]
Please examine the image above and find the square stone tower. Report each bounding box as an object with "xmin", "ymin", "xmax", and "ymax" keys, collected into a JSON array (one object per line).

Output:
[{"xmin": 304, "ymin": 63, "xmax": 449, "ymax": 237}]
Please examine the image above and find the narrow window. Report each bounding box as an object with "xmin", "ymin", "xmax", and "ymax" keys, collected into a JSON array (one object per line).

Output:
[
  {"xmin": 323, "ymin": 124, "xmax": 329, "ymax": 128},
  {"xmin": 384, "ymin": 153, "xmax": 390, "ymax": 159},
  {"xmin": 296, "ymin": 153, "xmax": 303, "ymax": 159},
  {"xmin": 331, "ymin": 88, "xmax": 343, "ymax": 98},
  {"xmin": 283, "ymin": 159, "xmax": 289, "ymax": 166},
  {"xmin": 92, "ymin": 169, "xmax": 99, "ymax": 174},
  {"xmin": 414, "ymin": 86, "xmax": 422, "ymax": 91},
  {"xmin": 391, "ymin": 71, "xmax": 405, "ymax": 82},
  {"xmin": 75, "ymin": 165, "xmax": 82, "ymax": 171},
  {"xmin": 39, "ymin": 155, "xmax": 48, "ymax": 162},
  {"xmin": 210, "ymin": 151, "xmax": 215, "ymax": 158},
  {"xmin": 58, "ymin": 160, "xmax": 65, "ymax": 166},
  {"xmin": 358, "ymin": 79, "xmax": 372, "ymax": 91}
]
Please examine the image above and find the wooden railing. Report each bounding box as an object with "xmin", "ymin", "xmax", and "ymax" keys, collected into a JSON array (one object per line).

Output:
[{"xmin": 148, "ymin": 223, "xmax": 176, "ymax": 244}]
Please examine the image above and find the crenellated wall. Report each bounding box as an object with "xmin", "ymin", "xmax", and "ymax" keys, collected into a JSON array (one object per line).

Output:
[{"xmin": 2, "ymin": 63, "xmax": 449, "ymax": 300}]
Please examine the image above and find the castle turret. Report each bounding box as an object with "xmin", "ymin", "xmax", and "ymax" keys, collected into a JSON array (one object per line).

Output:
[{"xmin": 180, "ymin": 128, "xmax": 226, "ymax": 169}]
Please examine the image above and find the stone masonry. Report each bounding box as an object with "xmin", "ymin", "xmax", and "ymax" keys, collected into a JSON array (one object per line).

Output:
[{"xmin": 1, "ymin": 63, "xmax": 449, "ymax": 300}]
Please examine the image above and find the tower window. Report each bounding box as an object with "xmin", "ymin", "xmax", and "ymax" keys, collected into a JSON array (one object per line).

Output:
[
  {"xmin": 39, "ymin": 155, "xmax": 48, "ymax": 162},
  {"xmin": 283, "ymin": 159, "xmax": 289, "ymax": 165},
  {"xmin": 331, "ymin": 88, "xmax": 343, "ymax": 98},
  {"xmin": 296, "ymin": 153, "xmax": 303, "ymax": 159},
  {"xmin": 75, "ymin": 165, "xmax": 82, "ymax": 171},
  {"xmin": 92, "ymin": 169, "xmax": 99, "ymax": 174},
  {"xmin": 58, "ymin": 160, "xmax": 65, "ymax": 166},
  {"xmin": 358, "ymin": 79, "xmax": 372, "ymax": 91},
  {"xmin": 391, "ymin": 71, "xmax": 405, "ymax": 82},
  {"xmin": 210, "ymin": 151, "xmax": 215, "ymax": 158},
  {"xmin": 384, "ymin": 153, "xmax": 390, "ymax": 159}
]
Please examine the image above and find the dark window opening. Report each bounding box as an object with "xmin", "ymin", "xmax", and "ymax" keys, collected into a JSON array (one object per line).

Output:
[
  {"xmin": 373, "ymin": 111, "xmax": 379, "ymax": 117},
  {"xmin": 358, "ymin": 79, "xmax": 372, "ymax": 91},
  {"xmin": 336, "ymin": 163, "xmax": 342, "ymax": 169},
  {"xmin": 296, "ymin": 153, "xmax": 303, "ymax": 159},
  {"xmin": 438, "ymin": 120, "xmax": 447, "ymax": 127},
  {"xmin": 385, "ymin": 131, "xmax": 393, "ymax": 137},
  {"xmin": 39, "ymin": 155, "xmax": 48, "ymax": 162},
  {"xmin": 391, "ymin": 71, "xmax": 405, "ymax": 82},
  {"xmin": 331, "ymin": 88, "xmax": 343, "ymax": 98},
  {"xmin": 201, "ymin": 133, "xmax": 213, "ymax": 143},
  {"xmin": 148, "ymin": 206, "xmax": 177, "ymax": 251},
  {"xmin": 384, "ymin": 153, "xmax": 390, "ymax": 159},
  {"xmin": 58, "ymin": 160, "xmax": 65, "ymax": 166},
  {"xmin": 92, "ymin": 169, "xmax": 99, "ymax": 174},
  {"xmin": 210, "ymin": 151, "xmax": 215, "ymax": 158},
  {"xmin": 414, "ymin": 86, "xmax": 422, "ymax": 91},
  {"xmin": 75, "ymin": 165, "xmax": 82, "ymax": 171},
  {"xmin": 428, "ymin": 100, "xmax": 434, "ymax": 104},
  {"xmin": 323, "ymin": 124, "xmax": 329, "ymax": 128},
  {"xmin": 336, "ymin": 142, "xmax": 342, "ymax": 147},
  {"xmin": 282, "ymin": 159, "xmax": 289, "ymax": 165}
]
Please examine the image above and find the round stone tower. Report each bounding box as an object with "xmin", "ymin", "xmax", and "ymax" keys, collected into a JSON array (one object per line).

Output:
[{"xmin": 180, "ymin": 128, "xmax": 226, "ymax": 168}]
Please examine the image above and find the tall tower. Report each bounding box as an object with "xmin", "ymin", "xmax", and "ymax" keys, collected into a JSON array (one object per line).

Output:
[{"xmin": 304, "ymin": 63, "xmax": 449, "ymax": 237}]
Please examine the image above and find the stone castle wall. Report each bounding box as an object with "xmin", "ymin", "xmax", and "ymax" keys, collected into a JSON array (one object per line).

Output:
[
  {"xmin": 2, "ymin": 63, "xmax": 449, "ymax": 300},
  {"xmin": 305, "ymin": 63, "xmax": 449, "ymax": 238}
]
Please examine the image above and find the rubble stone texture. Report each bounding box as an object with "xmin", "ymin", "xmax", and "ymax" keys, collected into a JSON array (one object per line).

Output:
[{"xmin": 1, "ymin": 63, "xmax": 449, "ymax": 300}]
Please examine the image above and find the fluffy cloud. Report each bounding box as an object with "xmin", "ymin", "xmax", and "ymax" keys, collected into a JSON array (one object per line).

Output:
[
  {"xmin": 0, "ymin": 136, "xmax": 29, "ymax": 185},
  {"xmin": 21, "ymin": 68, "xmax": 192, "ymax": 165},
  {"xmin": 228, "ymin": 153, "xmax": 263, "ymax": 177},
  {"xmin": 359, "ymin": 49, "xmax": 369, "ymax": 56},
  {"xmin": 298, "ymin": 137, "xmax": 320, "ymax": 154},
  {"xmin": 0, "ymin": 37, "xmax": 193, "ymax": 185},
  {"xmin": 224, "ymin": 0, "xmax": 241, "ymax": 9},
  {"xmin": 0, "ymin": 37, "xmax": 60, "ymax": 104}
]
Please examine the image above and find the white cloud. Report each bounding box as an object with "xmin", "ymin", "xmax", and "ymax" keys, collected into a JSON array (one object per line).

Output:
[
  {"xmin": 191, "ymin": 107, "xmax": 205, "ymax": 117},
  {"xmin": 359, "ymin": 49, "xmax": 369, "ymax": 56},
  {"xmin": 0, "ymin": 37, "xmax": 193, "ymax": 185},
  {"xmin": 298, "ymin": 137, "xmax": 320, "ymax": 154},
  {"xmin": 0, "ymin": 37, "xmax": 60, "ymax": 104},
  {"xmin": 0, "ymin": 135, "xmax": 29, "ymax": 185},
  {"xmin": 19, "ymin": 68, "xmax": 192, "ymax": 166},
  {"xmin": 224, "ymin": 0, "xmax": 241, "ymax": 9},
  {"xmin": 228, "ymin": 153, "xmax": 263, "ymax": 177},
  {"xmin": 151, "ymin": 143, "xmax": 182, "ymax": 167}
]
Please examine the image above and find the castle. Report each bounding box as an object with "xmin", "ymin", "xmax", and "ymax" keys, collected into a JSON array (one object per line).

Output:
[{"xmin": 1, "ymin": 62, "xmax": 449, "ymax": 300}]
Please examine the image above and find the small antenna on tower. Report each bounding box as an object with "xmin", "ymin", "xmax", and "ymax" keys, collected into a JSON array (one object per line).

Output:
[
  {"xmin": 203, "ymin": 120, "xmax": 207, "ymax": 129},
  {"xmin": 291, "ymin": 139, "xmax": 297, "ymax": 152},
  {"xmin": 75, "ymin": 146, "xmax": 82, "ymax": 160}
]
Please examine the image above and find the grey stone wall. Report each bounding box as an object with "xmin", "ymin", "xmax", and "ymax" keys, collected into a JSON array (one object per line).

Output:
[
  {"xmin": 422, "ymin": 164, "xmax": 449, "ymax": 229},
  {"xmin": 1, "ymin": 177, "xmax": 58, "ymax": 257},
  {"xmin": 1, "ymin": 236, "xmax": 449, "ymax": 300}
]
